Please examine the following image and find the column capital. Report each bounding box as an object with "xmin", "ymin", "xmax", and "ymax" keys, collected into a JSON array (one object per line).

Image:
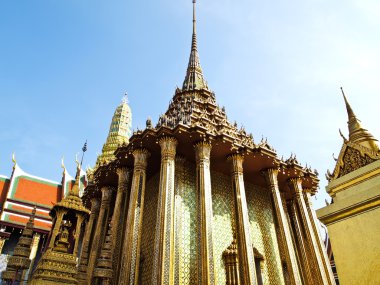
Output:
[
  {"xmin": 159, "ymin": 136, "xmax": 178, "ymax": 160},
  {"xmin": 90, "ymin": 198, "xmax": 100, "ymax": 213},
  {"xmin": 288, "ymin": 177, "xmax": 303, "ymax": 197},
  {"xmin": 194, "ymin": 141, "xmax": 212, "ymax": 164},
  {"xmin": 116, "ymin": 166, "xmax": 130, "ymax": 177},
  {"xmin": 227, "ymin": 153, "xmax": 244, "ymax": 174},
  {"xmin": 100, "ymin": 186, "xmax": 113, "ymax": 208},
  {"xmin": 132, "ymin": 148, "xmax": 150, "ymax": 170},
  {"xmin": 261, "ymin": 168, "xmax": 279, "ymax": 187},
  {"xmin": 116, "ymin": 167, "xmax": 131, "ymax": 193}
]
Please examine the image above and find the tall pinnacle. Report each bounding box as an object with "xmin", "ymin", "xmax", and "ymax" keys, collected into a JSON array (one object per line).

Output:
[
  {"xmin": 182, "ymin": 0, "xmax": 209, "ymax": 91},
  {"xmin": 340, "ymin": 87, "xmax": 379, "ymax": 152}
]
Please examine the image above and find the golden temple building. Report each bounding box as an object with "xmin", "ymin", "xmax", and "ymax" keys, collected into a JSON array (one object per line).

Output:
[
  {"xmin": 76, "ymin": 1, "xmax": 334, "ymax": 285},
  {"xmin": 317, "ymin": 88, "xmax": 380, "ymax": 285},
  {"xmin": 0, "ymin": 1, "xmax": 337, "ymax": 284}
]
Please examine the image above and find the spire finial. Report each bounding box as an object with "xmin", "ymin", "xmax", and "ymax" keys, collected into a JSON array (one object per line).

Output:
[
  {"xmin": 122, "ymin": 92, "xmax": 129, "ymax": 104},
  {"xmin": 193, "ymin": 0, "xmax": 196, "ymax": 40},
  {"xmin": 340, "ymin": 87, "xmax": 356, "ymax": 121},
  {"xmin": 339, "ymin": 87, "xmax": 379, "ymax": 152},
  {"xmin": 182, "ymin": 0, "xmax": 209, "ymax": 91}
]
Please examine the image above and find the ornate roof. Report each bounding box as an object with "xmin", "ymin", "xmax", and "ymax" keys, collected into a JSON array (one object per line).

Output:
[
  {"xmin": 326, "ymin": 89, "xmax": 380, "ymax": 181},
  {"xmin": 51, "ymin": 162, "xmax": 90, "ymax": 216}
]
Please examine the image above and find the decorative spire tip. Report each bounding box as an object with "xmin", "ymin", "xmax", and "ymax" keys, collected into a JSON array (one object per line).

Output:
[{"xmin": 122, "ymin": 92, "xmax": 129, "ymax": 104}]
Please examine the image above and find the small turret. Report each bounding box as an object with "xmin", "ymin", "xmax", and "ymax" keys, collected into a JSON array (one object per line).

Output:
[{"xmin": 2, "ymin": 206, "xmax": 36, "ymax": 284}]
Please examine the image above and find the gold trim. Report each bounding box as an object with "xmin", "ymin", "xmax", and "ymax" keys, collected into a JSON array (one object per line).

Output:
[{"xmin": 319, "ymin": 195, "xmax": 380, "ymax": 225}]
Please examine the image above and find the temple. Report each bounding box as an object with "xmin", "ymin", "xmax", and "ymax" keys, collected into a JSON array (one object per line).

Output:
[
  {"xmin": 76, "ymin": 1, "xmax": 334, "ymax": 285},
  {"xmin": 0, "ymin": 1, "xmax": 337, "ymax": 284},
  {"xmin": 318, "ymin": 88, "xmax": 380, "ymax": 284},
  {"xmin": 0, "ymin": 156, "xmax": 86, "ymax": 281}
]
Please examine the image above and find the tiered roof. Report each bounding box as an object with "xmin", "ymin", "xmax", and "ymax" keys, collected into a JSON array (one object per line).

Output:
[
  {"xmin": 90, "ymin": 0, "xmax": 319, "ymax": 199},
  {"xmin": 0, "ymin": 157, "xmax": 86, "ymax": 232}
]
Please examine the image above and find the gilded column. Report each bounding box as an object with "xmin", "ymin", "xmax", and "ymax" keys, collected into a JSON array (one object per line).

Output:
[
  {"xmin": 304, "ymin": 190, "xmax": 335, "ymax": 284},
  {"xmin": 88, "ymin": 186, "xmax": 112, "ymax": 284},
  {"xmin": 119, "ymin": 148, "xmax": 150, "ymax": 285},
  {"xmin": 152, "ymin": 137, "xmax": 178, "ymax": 285},
  {"xmin": 78, "ymin": 198, "xmax": 100, "ymax": 283},
  {"xmin": 263, "ymin": 168, "xmax": 302, "ymax": 285},
  {"xmin": 288, "ymin": 199, "xmax": 313, "ymax": 285},
  {"xmin": 289, "ymin": 178, "xmax": 329, "ymax": 285},
  {"xmin": 227, "ymin": 153, "xmax": 256, "ymax": 285},
  {"xmin": 48, "ymin": 209, "xmax": 64, "ymax": 249},
  {"xmin": 112, "ymin": 167, "xmax": 131, "ymax": 282},
  {"xmin": 73, "ymin": 214, "xmax": 85, "ymax": 256},
  {"xmin": 194, "ymin": 141, "xmax": 215, "ymax": 285}
]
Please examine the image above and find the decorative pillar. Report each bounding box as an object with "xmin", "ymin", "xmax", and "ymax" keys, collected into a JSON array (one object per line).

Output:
[
  {"xmin": 227, "ymin": 153, "xmax": 256, "ymax": 285},
  {"xmin": 93, "ymin": 221, "xmax": 113, "ymax": 284},
  {"xmin": 289, "ymin": 178, "xmax": 330, "ymax": 285},
  {"xmin": 78, "ymin": 198, "xmax": 100, "ymax": 283},
  {"xmin": 48, "ymin": 209, "xmax": 64, "ymax": 249},
  {"xmin": 112, "ymin": 167, "xmax": 131, "ymax": 282},
  {"xmin": 194, "ymin": 141, "xmax": 215, "ymax": 285},
  {"xmin": 119, "ymin": 148, "xmax": 150, "ymax": 285},
  {"xmin": 263, "ymin": 169, "xmax": 302, "ymax": 285},
  {"xmin": 87, "ymin": 186, "xmax": 112, "ymax": 284},
  {"xmin": 304, "ymin": 190, "xmax": 335, "ymax": 284},
  {"xmin": 152, "ymin": 137, "xmax": 177, "ymax": 285},
  {"xmin": 223, "ymin": 238, "xmax": 240, "ymax": 285},
  {"xmin": 288, "ymin": 199, "xmax": 314, "ymax": 285},
  {"xmin": 73, "ymin": 214, "xmax": 85, "ymax": 256}
]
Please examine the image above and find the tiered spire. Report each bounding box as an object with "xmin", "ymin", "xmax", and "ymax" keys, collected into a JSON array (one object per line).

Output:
[
  {"xmin": 96, "ymin": 93, "xmax": 132, "ymax": 166},
  {"xmin": 2, "ymin": 206, "xmax": 36, "ymax": 284},
  {"xmin": 182, "ymin": 0, "xmax": 209, "ymax": 91},
  {"xmin": 341, "ymin": 87, "xmax": 379, "ymax": 152}
]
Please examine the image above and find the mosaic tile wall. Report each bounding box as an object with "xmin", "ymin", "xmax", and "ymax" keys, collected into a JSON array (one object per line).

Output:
[
  {"xmin": 211, "ymin": 170, "xmax": 235, "ymax": 285},
  {"xmin": 174, "ymin": 162, "xmax": 198, "ymax": 285},
  {"xmin": 139, "ymin": 172, "xmax": 159, "ymax": 284},
  {"xmin": 245, "ymin": 182, "xmax": 285, "ymax": 285}
]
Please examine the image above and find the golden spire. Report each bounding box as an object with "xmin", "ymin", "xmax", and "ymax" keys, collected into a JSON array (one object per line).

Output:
[
  {"xmin": 70, "ymin": 161, "xmax": 81, "ymax": 197},
  {"xmin": 341, "ymin": 87, "xmax": 379, "ymax": 152},
  {"xmin": 96, "ymin": 93, "xmax": 132, "ymax": 166},
  {"xmin": 182, "ymin": 0, "xmax": 209, "ymax": 91}
]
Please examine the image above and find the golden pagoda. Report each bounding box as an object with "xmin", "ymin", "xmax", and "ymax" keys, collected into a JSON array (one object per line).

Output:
[
  {"xmin": 95, "ymin": 93, "xmax": 132, "ymax": 167},
  {"xmin": 318, "ymin": 88, "xmax": 380, "ymax": 285},
  {"xmin": 29, "ymin": 161, "xmax": 90, "ymax": 285},
  {"xmin": 78, "ymin": 1, "xmax": 334, "ymax": 284}
]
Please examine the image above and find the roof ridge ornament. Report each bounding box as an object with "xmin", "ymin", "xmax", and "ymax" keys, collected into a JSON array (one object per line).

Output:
[{"xmin": 12, "ymin": 152, "xmax": 17, "ymax": 169}]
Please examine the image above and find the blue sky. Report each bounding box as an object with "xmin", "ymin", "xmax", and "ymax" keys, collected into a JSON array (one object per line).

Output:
[{"xmin": 1, "ymin": 0, "xmax": 379, "ymax": 209}]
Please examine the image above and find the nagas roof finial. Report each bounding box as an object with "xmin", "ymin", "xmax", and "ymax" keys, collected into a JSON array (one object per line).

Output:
[
  {"xmin": 182, "ymin": 0, "xmax": 209, "ymax": 91},
  {"xmin": 340, "ymin": 87, "xmax": 379, "ymax": 152}
]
